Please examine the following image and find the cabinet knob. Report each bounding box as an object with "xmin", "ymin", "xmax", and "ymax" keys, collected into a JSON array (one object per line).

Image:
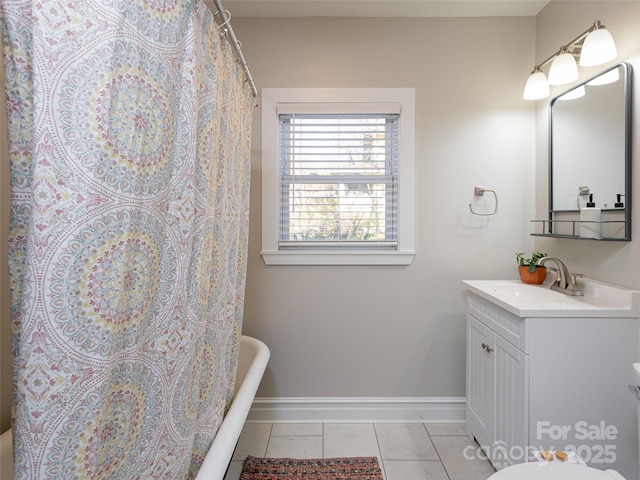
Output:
[{"xmin": 482, "ymin": 342, "xmax": 494, "ymax": 353}]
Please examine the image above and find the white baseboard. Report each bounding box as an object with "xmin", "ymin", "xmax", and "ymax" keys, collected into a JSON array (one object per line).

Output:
[{"xmin": 246, "ymin": 397, "xmax": 466, "ymax": 423}]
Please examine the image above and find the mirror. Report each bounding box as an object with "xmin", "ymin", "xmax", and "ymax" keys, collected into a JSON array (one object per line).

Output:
[{"xmin": 547, "ymin": 62, "xmax": 632, "ymax": 240}]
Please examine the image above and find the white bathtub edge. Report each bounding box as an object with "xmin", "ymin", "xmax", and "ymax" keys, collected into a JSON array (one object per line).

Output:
[{"xmin": 195, "ymin": 335, "xmax": 270, "ymax": 480}]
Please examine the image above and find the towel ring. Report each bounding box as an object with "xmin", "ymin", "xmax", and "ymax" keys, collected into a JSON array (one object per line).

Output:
[{"xmin": 469, "ymin": 186, "xmax": 498, "ymax": 216}]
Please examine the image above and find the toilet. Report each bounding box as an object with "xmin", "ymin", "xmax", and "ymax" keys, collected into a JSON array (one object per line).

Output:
[
  {"xmin": 488, "ymin": 462, "xmax": 624, "ymax": 480},
  {"xmin": 487, "ymin": 363, "xmax": 640, "ymax": 480}
]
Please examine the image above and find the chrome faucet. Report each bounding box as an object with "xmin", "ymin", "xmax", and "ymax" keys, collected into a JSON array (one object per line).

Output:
[{"xmin": 535, "ymin": 257, "xmax": 584, "ymax": 296}]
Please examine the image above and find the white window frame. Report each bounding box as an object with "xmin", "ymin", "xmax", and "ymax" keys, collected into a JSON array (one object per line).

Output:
[{"xmin": 261, "ymin": 88, "xmax": 415, "ymax": 266}]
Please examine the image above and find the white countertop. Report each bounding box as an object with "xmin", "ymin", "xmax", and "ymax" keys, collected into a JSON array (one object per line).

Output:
[{"xmin": 462, "ymin": 279, "xmax": 640, "ymax": 318}]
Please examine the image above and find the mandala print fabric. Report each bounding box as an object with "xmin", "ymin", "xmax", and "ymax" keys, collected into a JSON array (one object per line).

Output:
[{"xmin": 1, "ymin": 0, "xmax": 255, "ymax": 478}]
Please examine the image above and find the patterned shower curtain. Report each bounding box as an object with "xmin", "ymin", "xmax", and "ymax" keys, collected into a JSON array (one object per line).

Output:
[{"xmin": 1, "ymin": 0, "xmax": 255, "ymax": 478}]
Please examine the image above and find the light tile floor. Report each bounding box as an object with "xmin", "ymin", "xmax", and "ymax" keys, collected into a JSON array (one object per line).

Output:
[{"xmin": 223, "ymin": 422, "xmax": 496, "ymax": 480}]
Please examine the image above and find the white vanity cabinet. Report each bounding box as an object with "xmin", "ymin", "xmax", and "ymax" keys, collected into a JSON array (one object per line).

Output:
[
  {"xmin": 463, "ymin": 281, "xmax": 640, "ymax": 480},
  {"xmin": 466, "ymin": 293, "xmax": 529, "ymax": 470}
]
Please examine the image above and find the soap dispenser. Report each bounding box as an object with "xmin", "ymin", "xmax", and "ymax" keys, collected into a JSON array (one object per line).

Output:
[{"xmin": 580, "ymin": 194, "xmax": 601, "ymax": 238}]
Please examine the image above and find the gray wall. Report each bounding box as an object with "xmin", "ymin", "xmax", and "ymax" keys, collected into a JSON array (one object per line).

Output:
[{"xmin": 234, "ymin": 16, "xmax": 537, "ymax": 398}]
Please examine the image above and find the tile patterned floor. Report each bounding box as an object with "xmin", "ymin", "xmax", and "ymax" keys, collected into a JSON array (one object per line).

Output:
[{"xmin": 223, "ymin": 422, "xmax": 496, "ymax": 480}]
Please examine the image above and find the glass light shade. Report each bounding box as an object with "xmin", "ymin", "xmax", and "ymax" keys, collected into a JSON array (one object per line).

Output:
[
  {"xmin": 558, "ymin": 86, "xmax": 585, "ymax": 101},
  {"xmin": 548, "ymin": 52, "xmax": 579, "ymax": 85},
  {"xmin": 580, "ymin": 28, "xmax": 617, "ymax": 67},
  {"xmin": 587, "ymin": 68, "xmax": 620, "ymax": 86},
  {"xmin": 523, "ymin": 71, "xmax": 550, "ymax": 100}
]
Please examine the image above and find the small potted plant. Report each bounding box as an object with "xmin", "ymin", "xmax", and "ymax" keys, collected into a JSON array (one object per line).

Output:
[{"xmin": 516, "ymin": 251, "xmax": 547, "ymax": 284}]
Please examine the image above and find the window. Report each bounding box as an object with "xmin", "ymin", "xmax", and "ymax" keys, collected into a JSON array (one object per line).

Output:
[
  {"xmin": 279, "ymin": 112, "xmax": 399, "ymax": 247},
  {"xmin": 261, "ymin": 88, "xmax": 415, "ymax": 265}
]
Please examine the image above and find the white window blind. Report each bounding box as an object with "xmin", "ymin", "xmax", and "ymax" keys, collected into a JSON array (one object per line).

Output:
[{"xmin": 278, "ymin": 112, "xmax": 400, "ymax": 249}]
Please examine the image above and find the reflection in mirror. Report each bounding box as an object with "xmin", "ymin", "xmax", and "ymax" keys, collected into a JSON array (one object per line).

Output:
[{"xmin": 544, "ymin": 62, "xmax": 632, "ymax": 241}]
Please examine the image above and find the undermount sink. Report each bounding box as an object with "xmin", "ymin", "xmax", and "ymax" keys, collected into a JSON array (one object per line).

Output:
[{"xmin": 463, "ymin": 278, "xmax": 640, "ymax": 318}]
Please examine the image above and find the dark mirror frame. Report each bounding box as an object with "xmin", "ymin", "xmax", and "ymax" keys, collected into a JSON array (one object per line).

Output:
[{"xmin": 546, "ymin": 62, "xmax": 633, "ymax": 241}]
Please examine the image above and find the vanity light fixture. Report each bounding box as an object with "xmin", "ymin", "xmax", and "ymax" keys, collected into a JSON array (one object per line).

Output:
[
  {"xmin": 579, "ymin": 22, "xmax": 617, "ymax": 66},
  {"xmin": 548, "ymin": 47, "xmax": 579, "ymax": 85},
  {"xmin": 523, "ymin": 20, "xmax": 617, "ymax": 100},
  {"xmin": 523, "ymin": 67, "xmax": 550, "ymax": 100}
]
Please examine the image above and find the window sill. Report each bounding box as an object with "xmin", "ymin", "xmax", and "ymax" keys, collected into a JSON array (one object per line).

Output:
[{"xmin": 260, "ymin": 250, "xmax": 416, "ymax": 266}]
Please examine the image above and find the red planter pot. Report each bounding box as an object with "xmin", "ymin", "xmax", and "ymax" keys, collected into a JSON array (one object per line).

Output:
[{"xmin": 518, "ymin": 265, "xmax": 546, "ymax": 284}]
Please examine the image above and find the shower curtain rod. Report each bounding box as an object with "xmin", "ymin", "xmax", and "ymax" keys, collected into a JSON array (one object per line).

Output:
[{"xmin": 213, "ymin": 0, "xmax": 258, "ymax": 97}]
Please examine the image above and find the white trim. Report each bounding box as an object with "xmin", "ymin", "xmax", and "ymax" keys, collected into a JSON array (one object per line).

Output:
[
  {"xmin": 245, "ymin": 396, "xmax": 466, "ymax": 423},
  {"xmin": 261, "ymin": 250, "xmax": 415, "ymax": 266},
  {"xmin": 277, "ymin": 102, "xmax": 402, "ymax": 115},
  {"xmin": 261, "ymin": 87, "xmax": 416, "ymax": 266}
]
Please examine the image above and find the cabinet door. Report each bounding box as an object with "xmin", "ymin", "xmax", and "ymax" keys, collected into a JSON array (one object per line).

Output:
[
  {"xmin": 492, "ymin": 333, "xmax": 528, "ymax": 469},
  {"xmin": 466, "ymin": 314, "xmax": 493, "ymax": 448}
]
